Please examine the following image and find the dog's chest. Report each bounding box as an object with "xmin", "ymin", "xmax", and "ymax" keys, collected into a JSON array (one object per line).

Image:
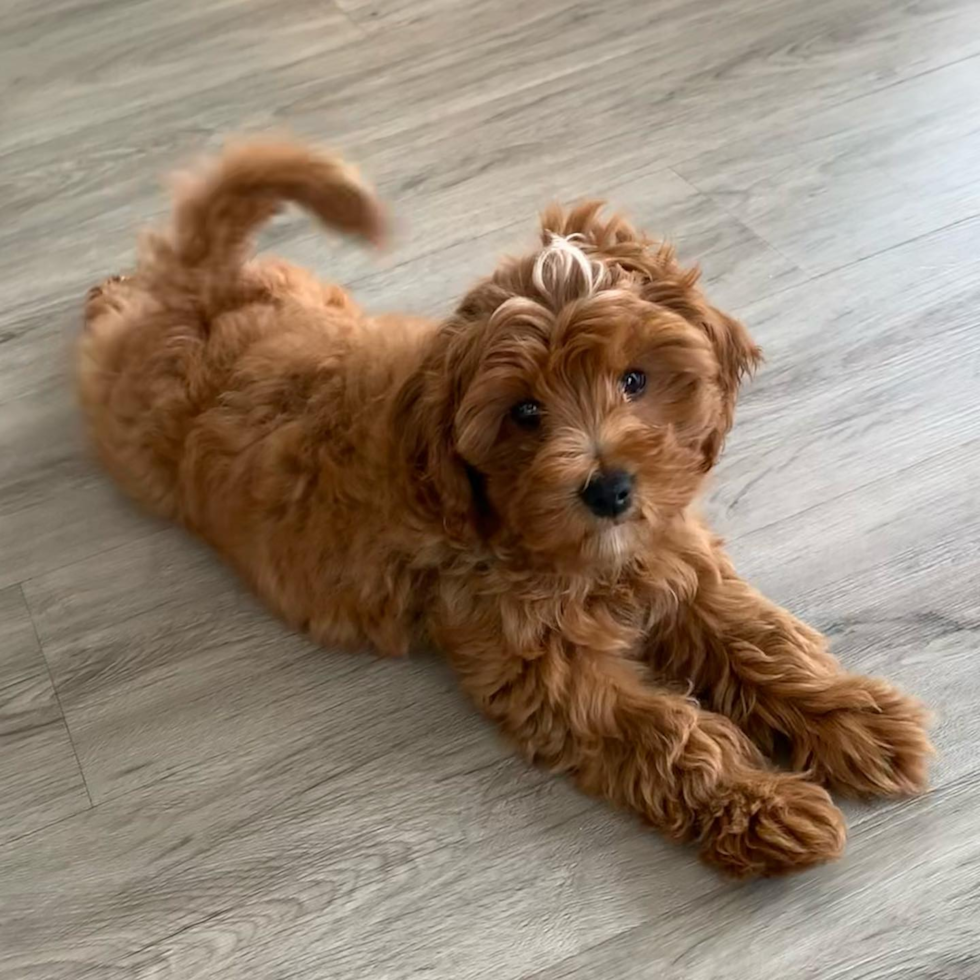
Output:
[{"xmin": 492, "ymin": 569, "xmax": 682, "ymax": 659}]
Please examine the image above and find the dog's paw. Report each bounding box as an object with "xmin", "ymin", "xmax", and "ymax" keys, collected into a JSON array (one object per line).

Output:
[
  {"xmin": 85, "ymin": 275, "xmax": 130, "ymax": 324},
  {"xmin": 698, "ymin": 774, "xmax": 846, "ymax": 879},
  {"xmin": 800, "ymin": 678, "xmax": 933, "ymax": 798}
]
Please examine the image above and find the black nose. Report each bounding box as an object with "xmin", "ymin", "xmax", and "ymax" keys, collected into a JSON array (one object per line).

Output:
[{"xmin": 580, "ymin": 470, "xmax": 634, "ymax": 519}]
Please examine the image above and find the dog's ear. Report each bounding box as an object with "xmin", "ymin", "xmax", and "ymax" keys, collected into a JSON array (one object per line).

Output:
[
  {"xmin": 393, "ymin": 323, "xmax": 484, "ymax": 541},
  {"xmin": 638, "ymin": 252, "xmax": 761, "ymax": 466},
  {"xmin": 692, "ymin": 302, "xmax": 762, "ymax": 466}
]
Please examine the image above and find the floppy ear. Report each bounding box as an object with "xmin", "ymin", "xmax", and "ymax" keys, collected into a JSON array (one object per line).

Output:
[
  {"xmin": 694, "ymin": 302, "xmax": 762, "ymax": 465},
  {"xmin": 630, "ymin": 246, "xmax": 762, "ymax": 466},
  {"xmin": 393, "ymin": 322, "xmax": 483, "ymax": 541}
]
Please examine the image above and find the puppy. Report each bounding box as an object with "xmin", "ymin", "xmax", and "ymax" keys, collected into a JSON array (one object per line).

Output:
[{"xmin": 80, "ymin": 140, "xmax": 932, "ymax": 878}]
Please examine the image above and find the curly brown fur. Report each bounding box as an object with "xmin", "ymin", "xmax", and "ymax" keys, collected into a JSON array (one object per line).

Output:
[{"xmin": 79, "ymin": 139, "xmax": 932, "ymax": 878}]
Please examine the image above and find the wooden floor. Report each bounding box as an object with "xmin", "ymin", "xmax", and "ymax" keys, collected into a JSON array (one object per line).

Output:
[{"xmin": 2, "ymin": 0, "xmax": 979, "ymax": 977}]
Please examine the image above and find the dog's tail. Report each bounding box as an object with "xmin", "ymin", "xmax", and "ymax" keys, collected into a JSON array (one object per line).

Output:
[{"xmin": 142, "ymin": 139, "xmax": 385, "ymax": 303}]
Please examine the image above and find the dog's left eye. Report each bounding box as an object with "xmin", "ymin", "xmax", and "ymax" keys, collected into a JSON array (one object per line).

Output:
[
  {"xmin": 621, "ymin": 369, "xmax": 647, "ymax": 399},
  {"xmin": 510, "ymin": 399, "xmax": 542, "ymax": 428}
]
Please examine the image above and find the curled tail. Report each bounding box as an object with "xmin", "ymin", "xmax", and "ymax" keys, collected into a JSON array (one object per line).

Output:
[{"xmin": 142, "ymin": 140, "xmax": 385, "ymax": 303}]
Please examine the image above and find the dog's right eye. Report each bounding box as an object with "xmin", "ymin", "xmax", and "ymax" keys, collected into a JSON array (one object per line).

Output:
[{"xmin": 510, "ymin": 399, "xmax": 542, "ymax": 429}]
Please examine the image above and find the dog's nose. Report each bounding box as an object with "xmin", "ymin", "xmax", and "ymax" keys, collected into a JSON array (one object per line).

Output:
[{"xmin": 580, "ymin": 470, "xmax": 634, "ymax": 519}]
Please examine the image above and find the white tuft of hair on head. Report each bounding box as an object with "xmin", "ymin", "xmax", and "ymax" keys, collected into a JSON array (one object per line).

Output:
[{"xmin": 532, "ymin": 233, "xmax": 609, "ymax": 310}]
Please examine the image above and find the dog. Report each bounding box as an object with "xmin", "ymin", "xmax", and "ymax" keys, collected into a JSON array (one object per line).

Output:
[{"xmin": 79, "ymin": 140, "xmax": 932, "ymax": 878}]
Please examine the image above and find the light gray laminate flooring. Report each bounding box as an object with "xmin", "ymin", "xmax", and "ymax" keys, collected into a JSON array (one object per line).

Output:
[{"xmin": 1, "ymin": 1, "xmax": 979, "ymax": 977}]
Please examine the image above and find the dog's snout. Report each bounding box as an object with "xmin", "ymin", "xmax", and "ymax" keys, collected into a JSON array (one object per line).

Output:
[{"xmin": 580, "ymin": 469, "xmax": 634, "ymax": 519}]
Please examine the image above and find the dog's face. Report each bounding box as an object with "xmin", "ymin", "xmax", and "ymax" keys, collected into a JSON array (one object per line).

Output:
[{"xmin": 399, "ymin": 203, "xmax": 760, "ymax": 571}]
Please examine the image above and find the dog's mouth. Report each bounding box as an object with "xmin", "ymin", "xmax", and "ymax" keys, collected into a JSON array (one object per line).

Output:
[{"xmin": 589, "ymin": 520, "xmax": 640, "ymax": 565}]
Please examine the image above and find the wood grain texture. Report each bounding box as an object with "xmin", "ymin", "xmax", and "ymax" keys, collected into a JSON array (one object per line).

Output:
[
  {"xmin": 673, "ymin": 54, "xmax": 980, "ymax": 273},
  {"xmin": 525, "ymin": 775, "xmax": 980, "ymax": 980},
  {"xmin": 0, "ymin": 586, "xmax": 90, "ymax": 843},
  {"xmin": 708, "ymin": 214, "xmax": 980, "ymax": 536},
  {"xmin": 1, "ymin": 0, "xmax": 979, "ymax": 977}
]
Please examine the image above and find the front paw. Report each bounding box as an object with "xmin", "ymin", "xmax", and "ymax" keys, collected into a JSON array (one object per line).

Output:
[
  {"xmin": 799, "ymin": 677, "xmax": 933, "ymax": 797},
  {"xmin": 699, "ymin": 774, "xmax": 846, "ymax": 878}
]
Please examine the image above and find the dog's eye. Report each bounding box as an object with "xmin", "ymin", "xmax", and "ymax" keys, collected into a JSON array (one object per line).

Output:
[
  {"xmin": 510, "ymin": 399, "xmax": 542, "ymax": 428},
  {"xmin": 621, "ymin": 369, "xmax": 647, "ymax": 399}
]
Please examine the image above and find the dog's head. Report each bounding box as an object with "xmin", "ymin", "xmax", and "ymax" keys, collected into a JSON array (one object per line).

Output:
[{"xmin": 398, "ymin": 202, "xmax": 760, "ymax": 570}]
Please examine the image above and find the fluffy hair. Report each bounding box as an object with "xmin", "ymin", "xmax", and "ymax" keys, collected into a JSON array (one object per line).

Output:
[{"xmin": 79, "ymin": 140, "xmax": 932, "ymax": 878}]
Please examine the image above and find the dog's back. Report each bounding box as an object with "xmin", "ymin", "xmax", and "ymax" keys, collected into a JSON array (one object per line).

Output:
[
  {"xmin": 79, "ymin": 140, "xmax": 386, "ymax": 512},
  {"xmin": 78, "ymin": 142, "xmax": 431, "ymax": 653}
]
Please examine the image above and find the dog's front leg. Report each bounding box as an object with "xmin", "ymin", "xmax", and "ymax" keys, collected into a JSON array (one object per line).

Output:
[
  {"xmin": 650, "ymin": 558, "xmax": 933, "ymax": 798},
  {"xmin": 437, "ymin": 615, "xmax": 845, "ymax": 878}
]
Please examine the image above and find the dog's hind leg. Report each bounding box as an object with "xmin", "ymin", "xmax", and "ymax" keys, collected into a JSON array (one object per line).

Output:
[{"xmin": 84, "ymin": 274, "xmax": 133, "ymax": 327}]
